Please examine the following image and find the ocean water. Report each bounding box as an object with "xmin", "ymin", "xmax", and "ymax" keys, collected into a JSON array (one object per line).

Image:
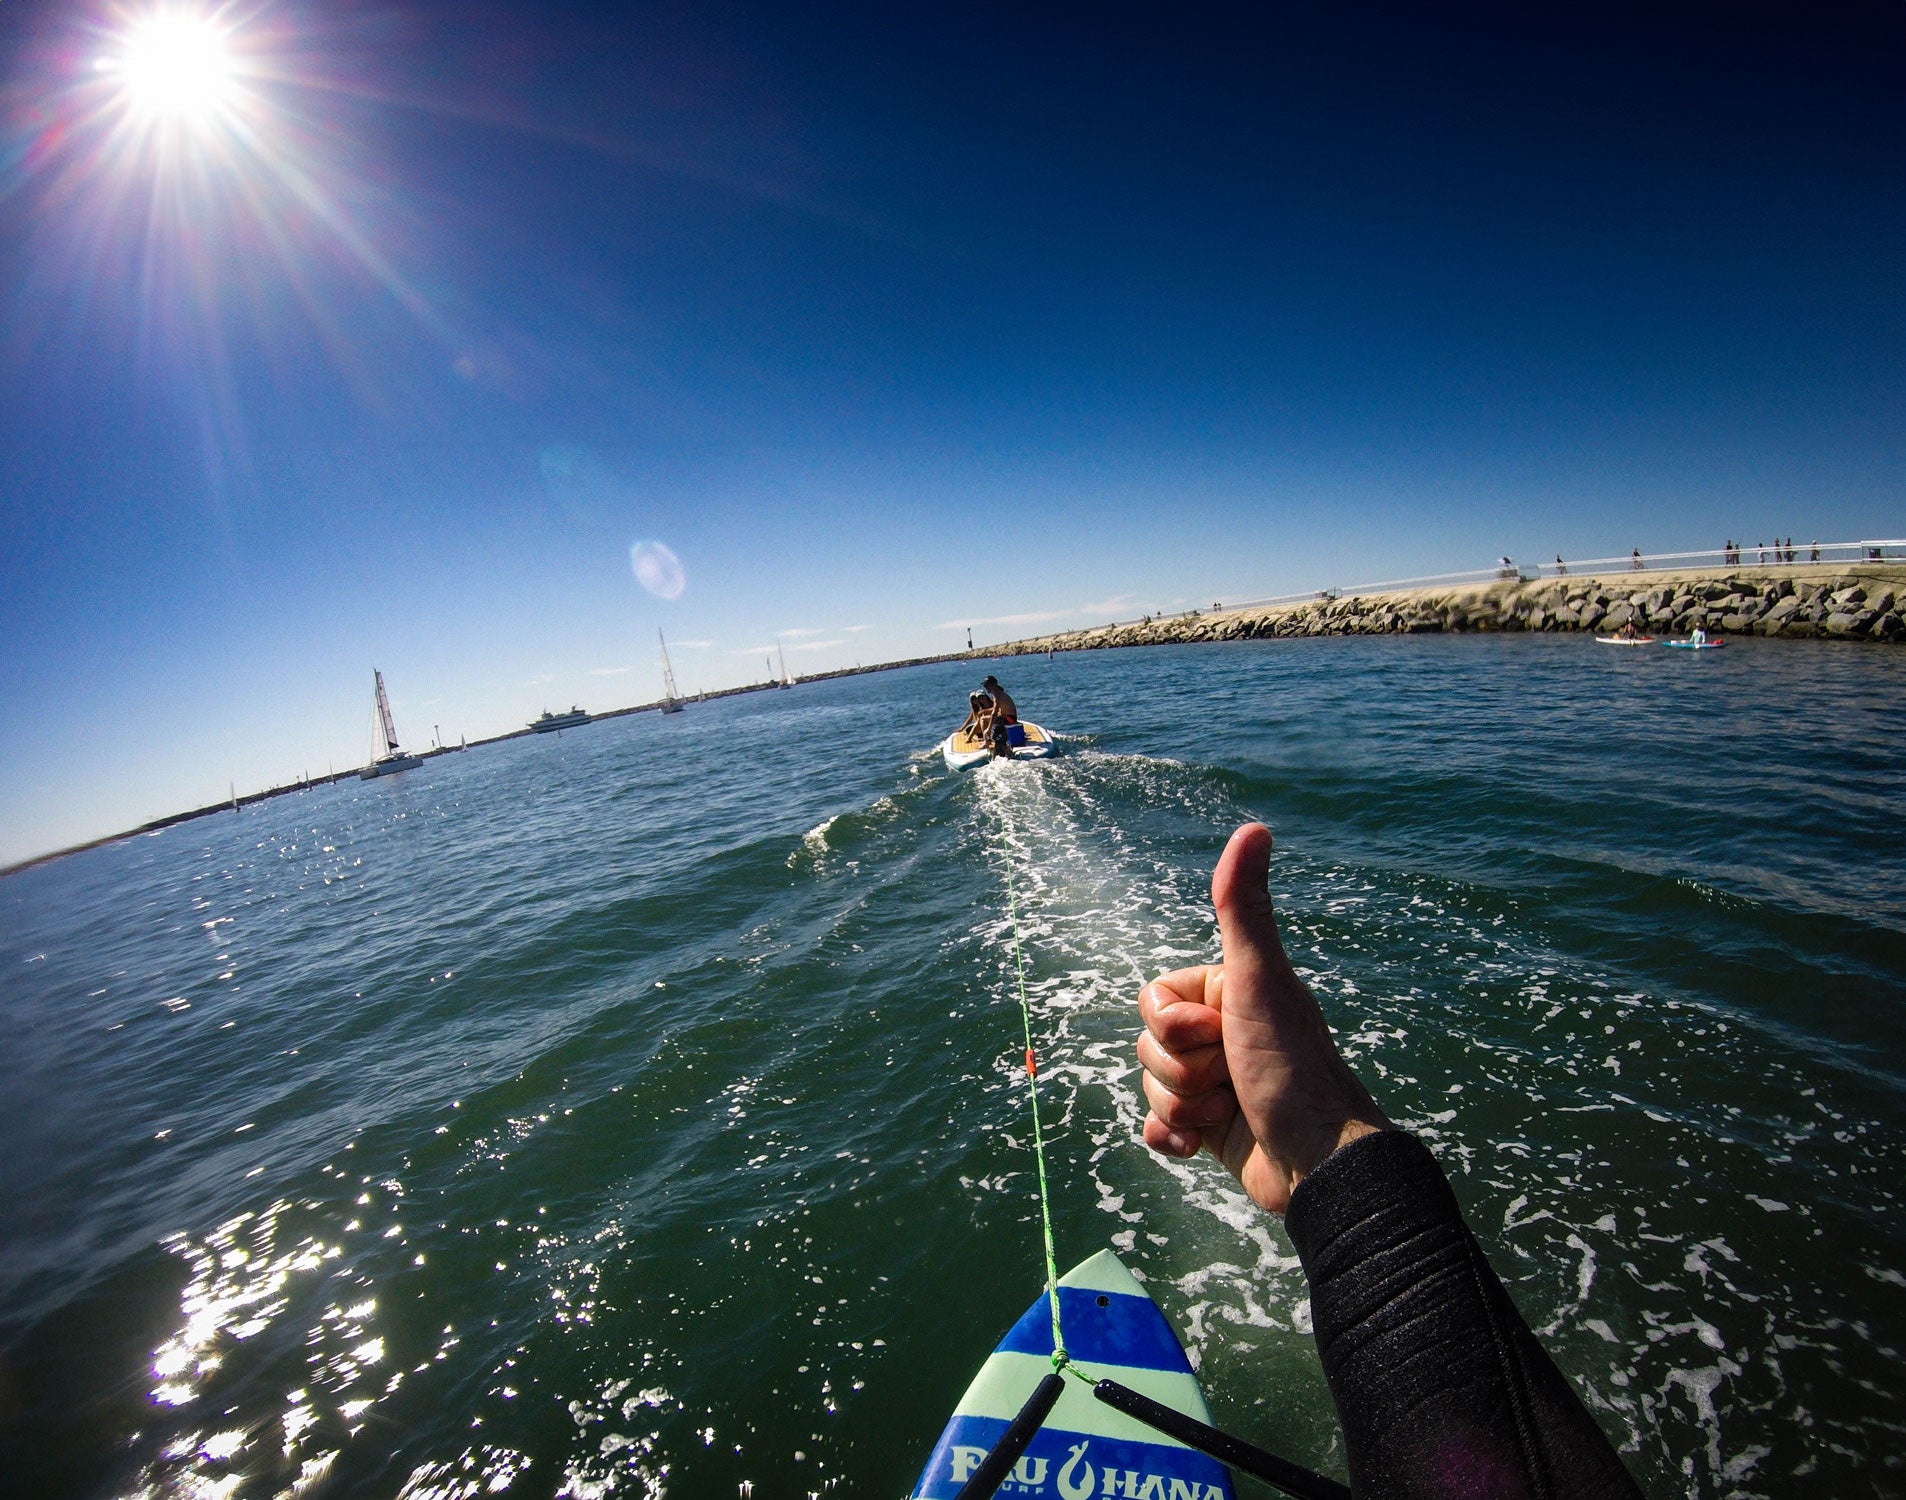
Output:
[{"xmin": 2, "ymin": 636, "xmax": 1903, "ymax": 1500}]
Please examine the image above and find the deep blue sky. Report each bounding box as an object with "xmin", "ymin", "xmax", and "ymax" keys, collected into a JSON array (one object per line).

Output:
[{"xmin": 1, "ymin": 0, "xmax": 1901, "ymax": 863}]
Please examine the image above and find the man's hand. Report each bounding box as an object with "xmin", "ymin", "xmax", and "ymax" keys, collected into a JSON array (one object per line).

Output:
[{"xmin": 1136, "ymin": 823, "xmax": 1390, "ymax": 1215}]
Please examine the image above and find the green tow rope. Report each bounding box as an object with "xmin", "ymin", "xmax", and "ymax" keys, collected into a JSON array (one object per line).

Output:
[{"xmin": 1002, "ymin": 854, "xmax": 1067, "ymax": 1370}]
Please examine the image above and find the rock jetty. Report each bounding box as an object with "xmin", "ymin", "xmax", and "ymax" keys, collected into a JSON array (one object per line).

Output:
[{"xmin": 1008, "ymin": 564, "xmax": 1906, "ymax": 655}]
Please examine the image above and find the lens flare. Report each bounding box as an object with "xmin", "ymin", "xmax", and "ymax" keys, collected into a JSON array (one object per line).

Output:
[
  {"xmin": 103, "ymin": 11, "xmax": 238, "ymax": 125},
  {"xmin": 3, "ymin": 1, "xmax": 474, "ymax": 519},
  {"xmin": 630, "ymin": 541, "xmax": 686, "ymax": 600}
]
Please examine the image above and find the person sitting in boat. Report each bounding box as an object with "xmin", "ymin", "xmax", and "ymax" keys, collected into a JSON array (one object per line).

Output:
[
  {"xmin": 957, "ymin": 691, "xmax": 994, "ymax": 743},
  {"xmin": 1691, "ymin": 626, "xmax": 1708, "ymax": 646},
  {"xmin": 1134, "ymin": 824, "xmax": 1642, "ymax": 1500},
  {"xmin": 1619, "ymin": 619, "xmax": 1644, "ymax": 640},
  {"xmin": 980, "ymin": 675, "xmax": 1029, "ymax": 754}
]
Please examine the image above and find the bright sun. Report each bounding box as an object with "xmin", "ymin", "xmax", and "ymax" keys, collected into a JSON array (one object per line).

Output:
[{"xmin": 100, "ymin": 11, "xmax": 238, "ymax": 125}]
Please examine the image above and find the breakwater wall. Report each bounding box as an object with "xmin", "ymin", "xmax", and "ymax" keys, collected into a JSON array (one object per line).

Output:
[{"xmin": 1007, "ymin": 564, "xmax": 1906, "ymax": 655}]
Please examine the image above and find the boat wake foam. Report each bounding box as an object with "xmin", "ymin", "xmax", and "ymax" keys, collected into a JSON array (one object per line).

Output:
[{"xmin": 952, "ymin": 751, "xmax": 1898, "ymax": 1495}]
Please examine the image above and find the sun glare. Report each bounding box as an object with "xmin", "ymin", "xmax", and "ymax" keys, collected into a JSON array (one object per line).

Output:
[{"xmin": 99, "ymin": 11, "xmax": 238, "ymax": 126}]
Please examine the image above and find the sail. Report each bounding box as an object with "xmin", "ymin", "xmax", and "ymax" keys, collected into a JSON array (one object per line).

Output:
[
  {"xmin": 659, "ymin": 630, "xmax": 680, "ymax": 703},
  {"xmin": 373, "ymin": 670, "xmax": 400, "ymax": 755}
]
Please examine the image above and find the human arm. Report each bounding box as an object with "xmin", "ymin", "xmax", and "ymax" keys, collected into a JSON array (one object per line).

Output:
[{"xmin": 1136, "ymin": 824, "xmax": 1641, "ymax": 1499}]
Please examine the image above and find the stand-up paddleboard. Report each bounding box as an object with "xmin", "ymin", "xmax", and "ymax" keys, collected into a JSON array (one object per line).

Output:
[
  {"xmin": 1594, "ymin": 635, "xmax": 1654, "ymax": 646},
  {"xmin": 942, "ymin": 721, "xmax": 1059, "ymax": 772},
  {"xmin": 911, "ymin": 1249, "xmax": 1236, "ymax": 1500},
  {"xmin": 1663, "ymin": 638, "xmax": 1726, "ymax": 649}
]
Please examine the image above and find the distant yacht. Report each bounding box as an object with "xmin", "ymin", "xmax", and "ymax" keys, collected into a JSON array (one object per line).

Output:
[
  {"xmin": 777, "ymin": 640, "xmax": 795, "ymax": 689},
  {"xmin": 530, "ymin": 707, "xmax": 591, "ymax": 733},
  {"xmin": 360, "ymin": 670, "xmax": 424, "ymax": 778},
  {"xmin": 659, "ymin": 630, "xmax": 684, "ymax": 715}
]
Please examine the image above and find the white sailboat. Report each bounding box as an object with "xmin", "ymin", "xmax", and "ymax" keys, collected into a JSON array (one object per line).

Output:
[
  {"xmin": 776, "ymin": 640, "xmax": 795, "ymax": 689},
  {"xmin": 360, "ymin": 670, "xmax": 424, "ymax": 779},
  {"xmin": 658, "ymin": 629, "xmax": 684, "ymax": 714}
]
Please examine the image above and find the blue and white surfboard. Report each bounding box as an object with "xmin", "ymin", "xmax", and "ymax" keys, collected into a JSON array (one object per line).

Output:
[{"xmin": 912, "ymin": 1249, "xmax": 1237, "ymax": 1500}]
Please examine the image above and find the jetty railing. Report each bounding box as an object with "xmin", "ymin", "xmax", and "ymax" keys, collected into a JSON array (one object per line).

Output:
[{"xmin": 1089, "ymin": 539, "xmax": 1905, "ymax": 634}]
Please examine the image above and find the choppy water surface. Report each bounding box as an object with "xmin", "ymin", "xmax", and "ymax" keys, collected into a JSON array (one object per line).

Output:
[{"xmin": 3, "ymin": 635, "xmax": 1903, "ymax": 1499}]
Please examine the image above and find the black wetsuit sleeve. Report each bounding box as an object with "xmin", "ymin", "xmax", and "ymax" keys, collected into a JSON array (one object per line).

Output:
[{"xmin": 1283, "ymin": 1131, "xmax": 1643, "ymax": 1500}]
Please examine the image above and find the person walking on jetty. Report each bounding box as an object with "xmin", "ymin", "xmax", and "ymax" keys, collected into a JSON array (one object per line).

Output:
[
  {"xmin": 1135, "ymin": 823, "xmax": 1643, "ymax": 1500},
  {"xmin": 1630, "ymin": 547, "xmax": 1644, "ymax": 570}
]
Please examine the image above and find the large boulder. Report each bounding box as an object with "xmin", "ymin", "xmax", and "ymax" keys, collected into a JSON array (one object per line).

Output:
[{"xmin": 1824, "ymin": 611, "xmax": 1862, "ymax": 635}]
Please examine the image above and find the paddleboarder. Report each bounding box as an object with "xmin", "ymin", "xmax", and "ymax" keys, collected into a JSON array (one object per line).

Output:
[{"xmin": 1135, "ymin": 824, "xmax": 1642, "ymax": 1499}]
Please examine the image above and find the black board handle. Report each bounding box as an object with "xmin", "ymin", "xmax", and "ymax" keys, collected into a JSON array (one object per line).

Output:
[
  {"xmin": 1091, "ymin": 1377, "xmax": 1352, "ymax": 1500},
  {"xmin": 952, "ymin": 1371, "xmax": 1068, "ymax": 1500}
]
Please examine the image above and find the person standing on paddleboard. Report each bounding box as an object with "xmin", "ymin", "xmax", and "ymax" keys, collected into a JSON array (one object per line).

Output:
[{"xmin": 1135, "ymin": 824, "xmax": 1643, "ymax": 1499}]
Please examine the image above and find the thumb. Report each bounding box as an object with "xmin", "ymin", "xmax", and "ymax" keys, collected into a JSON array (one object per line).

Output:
[{"xmin": 1211, "ymin": 823, "xmax": 1289, "ymax": 1013}]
